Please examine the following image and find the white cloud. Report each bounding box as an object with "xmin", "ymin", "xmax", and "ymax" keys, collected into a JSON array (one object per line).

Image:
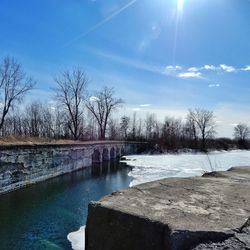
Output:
[
  {"xmin": 203, "ymin": 64, "xmax": 217, "ymax": 70},
  {"xmin": 177, "ymin": 71, "xmax": 202, "ymax": 78},
  {"xmin": 139, "ymin": 104, "xmax": 151, "ymax": 107},
  {"xmin": 166, "ymin": 65, "xmax": 182, "ymax": 70},
  {"xmin": 163, "ymin": 65, "xmax": 182, "ymax": 75},
  {"xmin": 208, "ymin": 83, "xmax": 220, "ymax": 88},
  {"xmin": 163, "ymin": 63, "xmax": 244, "ymax": 79},
  {"xmin": 220, "ymin": 64, "xmax": 236, "ymax": 72},
  {"xmin": 89, "ymin": 96, "xmax": 100, "ymax": 102},
  {"xmin": 187, "ymin": 67, "xmax": 199, "ymax": 72},
  {"xmin": 85, "ymin": 46, "xmax": 250, "ymax": 79},
  {"xmin": 242, "ymin": 65, "xmax": 250, "ymax": 71}
]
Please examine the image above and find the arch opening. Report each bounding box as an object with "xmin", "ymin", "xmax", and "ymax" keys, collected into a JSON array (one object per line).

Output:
[
  {"xmin": 102, "ymin": 148, "xmax": 109, "ymax": 161},
  {"xmin": 110, "ymin": 147, "xmax": 115, "ymax": 160},
  {"xmin": 92, "ymin": 149, "xmax": 101, "ymax": 163},
  {"xmin": 116, "ymin": 148, "xmax": 121, "ymax": 158}
]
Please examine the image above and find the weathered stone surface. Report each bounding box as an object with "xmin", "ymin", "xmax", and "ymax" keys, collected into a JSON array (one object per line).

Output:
[
  {"xmin": 0, "ymin": 142, "xmax": 143, "ymax": 194},
  {"xmin": 85, "ymin": 167, "xmax": 250, "ymax": 250}
]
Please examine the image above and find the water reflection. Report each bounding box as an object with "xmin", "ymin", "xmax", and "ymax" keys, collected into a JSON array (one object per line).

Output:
[{"xmin": 0, "ymin": 161, "xmax": 132, "ymax": 250}]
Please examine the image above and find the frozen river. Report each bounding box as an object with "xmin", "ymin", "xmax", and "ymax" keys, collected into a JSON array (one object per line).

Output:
[{"xmin": 122, "ymin": 150, "xmax": 250, "ymax": 186}]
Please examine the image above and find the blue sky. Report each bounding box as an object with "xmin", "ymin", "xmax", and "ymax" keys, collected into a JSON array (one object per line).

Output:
[{"xmin": 0, "ymin": 0, "xmax": 250, "ymax": 137}]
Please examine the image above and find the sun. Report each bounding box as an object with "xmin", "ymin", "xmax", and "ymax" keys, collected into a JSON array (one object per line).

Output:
[{"xmin": 177, "ymin": 0, "xmax": 185, "ymax": 12}]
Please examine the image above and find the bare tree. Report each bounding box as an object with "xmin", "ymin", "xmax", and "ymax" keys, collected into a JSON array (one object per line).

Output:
[
  {"xmin": 120, "ymin": 116, "xmax": 130, "ymax": 140},
  {"xmin": 54, "ymin": 68, "xmax": 88, "ymax": 140},
  {"xmin": 145, "ymin": 113, "xmax": 158, "ymax": 140},
  {"xmin": 0, "ymin": 56, "xmax": 35, "ymax": 131},
  {"xmin": 188, "ymin": 108, "xmax": 216, "ymax": 150},
  {"xmin": 54, "ymin": 105, "xmax": 67, "ymax": 139},
  {"xmin": 86, "ymin": 87, "xmax": 123, "ymax": 140},
  {"xmin": 41, "ymin": 105, "xmax": 55, "ymax": 138},
  {"xmin": 25, "ymin": 101, "xmax": 43, "ymax": 137},
  {"xmin": 185, "ymin": 113, "xmax": 198, "ymax": 148},
  {"xmin": 131, "ymin": 112, "xmax": 137, "ymax": 140},
  {"xmin": 234, "ymin": 123, "xmax": 250, "ymax": 141},
  {"xmin": 84, "ymin": 112, "xmax": 99, "ymax": 140},
  {"xmin": 162, "ymin": 117, "xmax": 182, "ymax": 150},
  {"xmin": 137, "ymin": 118, "xmax": 143, "ymax": 140},
  {"xmin": 108, "ymin": 118, "xmax": 120, "ymax": 140}
]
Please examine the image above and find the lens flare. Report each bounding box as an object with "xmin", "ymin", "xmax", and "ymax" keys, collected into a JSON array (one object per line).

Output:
[{"xmin": 177, "ymin": 0, "xmax": 184, "ymax": 12}]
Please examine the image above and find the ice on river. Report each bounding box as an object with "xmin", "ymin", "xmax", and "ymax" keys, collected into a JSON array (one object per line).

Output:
[
  {"xmin": 67, "ymin": 226, "xmax": 85, "ymax": 250},
  {"xmin": 68, "ymin": 150, "xmax": 250, "ymax": 250},
  {"xmin": 121, "ymin": 150, "xmax": 250, "ymax": 186}
]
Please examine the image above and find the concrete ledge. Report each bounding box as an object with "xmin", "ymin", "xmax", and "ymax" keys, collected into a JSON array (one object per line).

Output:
[{"xmin": 85, "ymin": 167, "xmax": 250, "ymax": 250}]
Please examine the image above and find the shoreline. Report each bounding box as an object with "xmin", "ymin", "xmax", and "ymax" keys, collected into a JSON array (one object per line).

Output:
[{"xmin": 0, "ymin": 142, "xmax": 141, "ymax": 194}]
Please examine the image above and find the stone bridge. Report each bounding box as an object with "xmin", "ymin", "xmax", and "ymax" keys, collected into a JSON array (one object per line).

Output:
[
  {"xmin": 0, "ymin": 141, "xmax": 146, "ymax": 194},
  {"xmin": 89, "ymin": 142, "xmax": 137, "ymax": 163},
  {"xmin": 89, "ymin": 143, "xmax": 122, "ymax": 163}
]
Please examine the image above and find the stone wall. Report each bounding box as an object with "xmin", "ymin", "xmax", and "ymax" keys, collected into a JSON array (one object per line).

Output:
[{"xmin": 0, "ymin": 142, "xmax": 142, "ymax": 194}]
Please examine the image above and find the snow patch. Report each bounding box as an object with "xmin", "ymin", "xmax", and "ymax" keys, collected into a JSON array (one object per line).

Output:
[{"xmin": 67, "ymin": 226, "xmax": 85, "ymax": 250}]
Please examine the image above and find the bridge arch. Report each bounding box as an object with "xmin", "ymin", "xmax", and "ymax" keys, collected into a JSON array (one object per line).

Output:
[
  {"xmin": 92, "ymin": 149, "xmax": 101, "ymax": 163},
  {"xmin": 116, "ymin": 147, "xmax": 121, "ymax": 158},
  {"xmin": 102, "ymin": 148, "xmax": 110, "ymax": 161},
  {"xmin": 110, "ymin": 147, "xmax": 115, "ymax": 159}
]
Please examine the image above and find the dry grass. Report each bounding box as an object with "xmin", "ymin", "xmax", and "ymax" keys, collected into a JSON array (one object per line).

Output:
[
  {"xmin": 0, "ymin": 136, "xmax": 85, "ymax": 145},
  {"xmin": 0, "ymin": 136, "xmax": 122, "ymax": 145}
]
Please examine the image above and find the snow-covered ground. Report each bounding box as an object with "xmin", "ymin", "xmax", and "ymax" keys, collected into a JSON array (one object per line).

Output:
[
  {"xmin": 122, "ymin": 150, "xmax": 250, "ymax": 186},
  {"xmin": 68, "ymin": 150, "xmax": 250, "ymax": 250}
]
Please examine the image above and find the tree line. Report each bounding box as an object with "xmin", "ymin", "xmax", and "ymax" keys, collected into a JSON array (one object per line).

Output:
[{"xmin": 0, "ymin": 56, "xmax": 249, "ymax": 151}]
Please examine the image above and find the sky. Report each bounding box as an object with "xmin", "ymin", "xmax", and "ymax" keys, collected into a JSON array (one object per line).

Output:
[{"xmin": 0, "ymin": 0, "xmax": 250, "ymax": 137}]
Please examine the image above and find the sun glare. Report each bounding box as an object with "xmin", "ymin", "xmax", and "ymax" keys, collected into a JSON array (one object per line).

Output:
[{"xmin": 177, "ymin": 0, "xmax": 184, "ymax": 12}]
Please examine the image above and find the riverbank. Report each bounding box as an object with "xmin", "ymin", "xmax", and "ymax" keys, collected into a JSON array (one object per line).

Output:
[
  {"xmin": 0, "ymin": 141, "xmax": 142, "ymax": 194},
  {"xmin": 86, "ymin": 167, "xmax": 250, "ymax": 249}
]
